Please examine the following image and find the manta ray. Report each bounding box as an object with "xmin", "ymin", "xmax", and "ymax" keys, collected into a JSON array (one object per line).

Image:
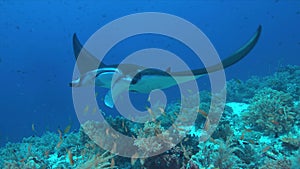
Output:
[{"xmin": 70, "ymin": 25, "xmax": 262, "ymax": 108}]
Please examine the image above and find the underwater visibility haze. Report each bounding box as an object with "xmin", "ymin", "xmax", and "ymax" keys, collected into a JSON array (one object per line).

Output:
[{"xmin": 0, "ymin": 1, "xmax": 300, "ymax": 168}]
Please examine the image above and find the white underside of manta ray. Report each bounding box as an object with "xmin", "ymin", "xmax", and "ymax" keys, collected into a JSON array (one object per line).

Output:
[{"xmin": 70, "ymin": 25, "xmax": 262, "ymax": 108}]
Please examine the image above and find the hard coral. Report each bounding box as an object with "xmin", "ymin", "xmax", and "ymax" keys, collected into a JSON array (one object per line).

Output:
[
  {"xmin": 187, "ymin": 138, "xmax": 243, "ymax": 169},
  {"xmin": 226, "ymin": 65, "xmax": 300, "ymax": 103},
  {"xmin": 261, "ymin": 157, "xmax": 291, "ymax": 169},
  {"xmin": 133, "ymin": 121, "xmax": 175, "ymax": 156},
  {"xmin": 281, "ymin": 137, "xmax": 300, "ymax": 150},
  {"xmin": 243, "ymin": 87, "xmax": 296, "ymax": 136},
  {"xmin": 75, "ymin": 150, "xmax": 116, "ymax": 169}
]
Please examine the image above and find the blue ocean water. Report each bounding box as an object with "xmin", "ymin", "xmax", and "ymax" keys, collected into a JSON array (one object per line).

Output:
[{"xmin": 0, "ymin": 1, "xmax": 299, "ymax": 168}]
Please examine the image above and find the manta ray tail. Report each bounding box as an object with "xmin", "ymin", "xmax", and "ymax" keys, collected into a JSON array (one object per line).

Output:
[{"xmin": 222, "ymin": 25, "xmax": 262, "ymax": 69}]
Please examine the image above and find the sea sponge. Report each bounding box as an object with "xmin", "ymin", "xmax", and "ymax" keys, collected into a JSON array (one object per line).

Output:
[{"xmin": 243, "ymin": 87, "xmax": 296, "ymax": 136}]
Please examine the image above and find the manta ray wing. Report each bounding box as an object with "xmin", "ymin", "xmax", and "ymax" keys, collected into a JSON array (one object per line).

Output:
[
  {"xmin": 73, "ymin": 34, "xmax": 105, "ymax": 74},
  {"xmin": 73, "ymin": 25, "xmax": 262, "ymax": 76},
  {"xmin": 71, "ymin": 25, "xmax": 262, "ymax": 108},
  {"xmin": 170, "ymin": 25, "xmax": 262, "ymax": 76}
]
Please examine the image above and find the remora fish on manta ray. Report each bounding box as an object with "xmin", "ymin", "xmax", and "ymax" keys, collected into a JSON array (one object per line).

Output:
[{"xmin": 70, "ymin": 25, "xmax": 262, "ymax": 108}]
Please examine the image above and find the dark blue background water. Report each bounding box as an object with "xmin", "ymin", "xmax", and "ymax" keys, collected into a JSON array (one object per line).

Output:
[{"xmin": 0, "ymin": 1, "xmax": 299, "ymax": 146}]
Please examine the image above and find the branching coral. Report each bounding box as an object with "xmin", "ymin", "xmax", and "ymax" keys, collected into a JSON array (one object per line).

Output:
[
  {"xmin": 226, "ymin": 76, "xmax": 264, "ymax": 103},
  {"xmin": 133, "ymin": 121, "xmax": 175, "ymax": 156},
  {"xmin": 75, "ymin": 150, "xmax": 116, "ymax": 169},
  {"xmin": 261, "ymin": 157, "xmax": 291, "ymax": 169},
  {"xmin": 187, "ymin": 138, "xmax": 243, "ymax": 169},
  {"xmin": 243, "ymin": 87, "xmax": 296, "ymax": 136},
  {"xmin": 212, "ymin": 139, "xmax": 244, "ymax": 169},
  {"xmin": 0, "ymin": 132, "xmax": 60, "ymax": 169},
  {"xmin": 281, "ymin": 137, "xmax": 300, "ymax": 150},
  {"xmin": 226, "ymin": 65, "xmax": 300, "ymax": 103}
]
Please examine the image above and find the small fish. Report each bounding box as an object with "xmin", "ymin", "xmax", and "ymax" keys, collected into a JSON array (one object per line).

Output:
[
  {"xmin": 121, "ymin": 121, "xmax": 128, "ymax": 132},
  {"xmin": 245, "ymin": 129, "xmax": 252, "ymax": 132},
  {"xmin": 240, "ymin": 129, "xmax": 252, "ymax": 140},
  {"xmin": 204, "ymin": 119, "xmax": 211, "ymax": 131},
  {"xmin": 64, "ymin": 124, "xmax": 72, "ymax": 134},
  {"xmin": 248, "ymin": 140, "xmax": 256, "ymax": 144},
  {"xmin": 111, "ymin": 158, "xmax": 115, "ymax": 168},
  {"xmin": 28, "ymin": 143, "xmax": 32, "ymax": 154},
  {"xmin": 172, "ymin": 124, "xmax": 185, "ymax": 132},
  {"xmin": 44, "ymin": 150, "xmax": 50, "ymax": 158},
  {"xmin": 262, "ymin": 146, "xmax": 271, "ymax": 153},
  {"xmin": 20, "ymin": 158, "xmax": 26, "ymax": 163},
  {"xmin": 158, "ymin": 107, "xmax": 165, "ymax": 113},
  {"xmin": 106, "ymin": 128, "xmax": 110, "ymax": 135},
  {"xmin": 158, "ymin": 107, "xmax": 167, "ymax": 117},
  {"xmin": 146, "ymin": 107, "xmax": 152, "ymax": 115},
  {"xmin": 56, "ymin": 129, "xmax": 63, "ymax": 148},
  {"xmin": 111, "ymin": 142, "xmax": 117, "ymax": 153},
  {"xmin": 278, "ymin": 108, "xmax": 284, "ymax": 114},
  {"xmin": 187, "ymin": 89, "xmax": 193, "ymax": 94},
  {"xmin": 240, "ymin": 131, "xmax": 246, "ymax": 140},
  {"xmin": 198, "ymin": 109, "xmax": 208, "ymax": 118},
  {"xmin": 92, "ymin": 107, "xmax": 97, "ymax": 114},
  {"xmin": 111, "ymin": 132, "xmax": 119, "ymax": 139},
  {"xmin": 122, "ymin": 120, "xmax": 125, "ymax": 128},
  {"xmin": 57, "ymin": 129, "xmax": 63, "ymax": 140},
  {"xmin": 131, "ymin": 152, "xmax": 139, "ymax": 166},
  {"xmin": 180, "ymin": 143, "xmax": 190, "ymax": 160},
  {"xmin": 67, "ymin": 149, "xmax": 74, "ymax": 166},
  {"xmin": 56, "ymin": 140, "xmax": 63, "ymax": 149},
  {"xmin": 271, "ymin": 120, "xmax": 279, "ymax": 125},
  {"xmin": 265, "ymin": 151, "xmax": 277, "ymax": 160},
  {"xmin": 174, "ymin": 112, "xmax": 179, "ymax": 117},
  {"xmin": 83, "ymin": 105, "xmax": 89, "ymax": 114},
  {"xmin": 146, "ymin": 107, "xmax": 156, "ymax": 121},
  {"xmin": 31, "ymin": 123, "xmax": 36, "ymax": 133}
]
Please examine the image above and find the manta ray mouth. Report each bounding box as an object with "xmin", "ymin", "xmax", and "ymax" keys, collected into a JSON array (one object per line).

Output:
[
  {"xmin": 70, "ymin": 68, "xmax": 120, "ymax": 87},
  {"xmin": 69, "ymin": 79, "xmax": 80, "ymax": 87}
]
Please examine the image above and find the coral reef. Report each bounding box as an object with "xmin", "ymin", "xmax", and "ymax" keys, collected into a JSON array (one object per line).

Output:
[
  {"xmin": 133, "ymin": 121, "xmax": 175, "ymax": 155},
  {"xmin": 0, "ymin": 65, "xmax": 299, "ymax": 168},
  {"xmin": 75, "ymin": 150, "xmax": 116, "ymax": 169},
  {"xmin": 227, "ymin": 65, "xmax": 300, "ymax": 102},
  {"xmin": 0, "ymin": 130, "xmax": 116, "ymax": 168},
  {"xmin": 243, "ymin": 87, "xmax": 296, "ymax": 136},
  {"xmin": 261, "ymin": 157, "xmax": 291, "ymax": 169},
  {"xmin": 187, "ymin": 138, "xmax": 243, "ymax": 169}
]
